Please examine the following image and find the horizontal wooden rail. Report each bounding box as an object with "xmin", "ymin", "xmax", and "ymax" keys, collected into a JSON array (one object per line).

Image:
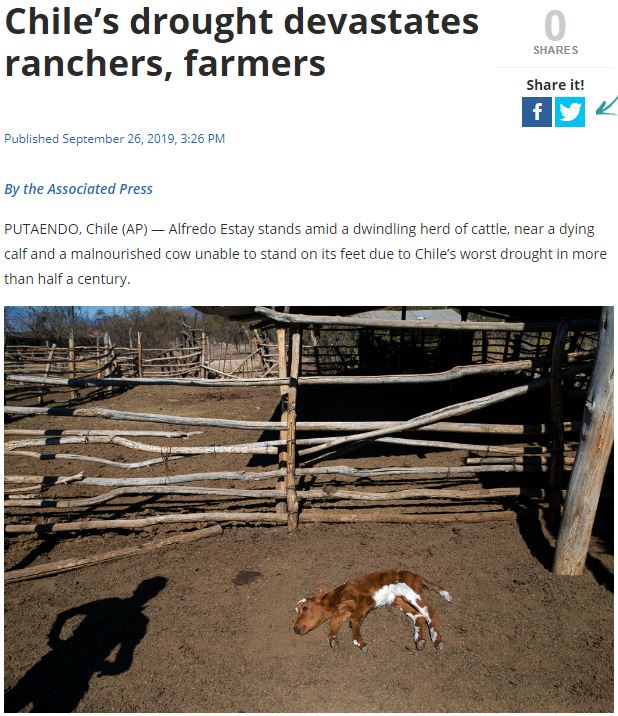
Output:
[
  {"xmin": 4, "ymin": 485, "xmax": 546, "ymax": 510},
  {"xmin": 140, "ymin": 346, "xmax": 198, "ymax": 352},
  {"xmin": 6, "ymin": 485, "xmax": 287, "ymax": 508},
  {"xmin": 4, "ymin": 433, "xmax": 550, "ymax": 456},
  {"xmin": 295, "ymin": 357, "xmax": 552, "ymax": 384},
  {"xmin": 5, "ymin": 435, "xmax": 279, "ymax": 455},
  {"xmin": 4, "ymin": 348, "xmax": 114, "ymax": 364},
  {"xmin": 4, "ymin": 428, "xmax": 201, "ymax": 438},
  {"xmin": 140, "ymin": 371, "xmax": 200, "ymax": 378},
  {"xmin": 4, "ymin": 484, "xmax": 551, "ymax": 510},
  {"xmin": 142, "ymin": 351, "xmax": 201, "ymax": 364},
  {"xmin": 4, "ymin": 509, "xmax": 518, "ymax": 534},
  {"xmin": 4, "ymin": 374, "xmax": 287, "ymax": 388},
  {"xmin": 5, "ymin": 350, "xmax": 594, "ymax": 389},
  {"xmin": 4, "ymin": 462, "xmax": 547, "ymax": 490},
  {"xmin": 5, "ymin": 512, "xmax": 287, "ymax": 533},
  {"xmin": 3, "ymin": 406, "xmax": 581, "ymax": 436},
  {"xmin": 298, "ymin": 510, "xmax": 518, "ymax": 525},
  {"xmin": 6, "ymin": 450, "xmax": 187, "ymax": 469}
]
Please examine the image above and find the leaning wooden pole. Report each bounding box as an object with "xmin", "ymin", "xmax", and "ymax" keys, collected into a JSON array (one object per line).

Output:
[
  {"xmin": 5, "ymin": 525, "xmax": 223, "ymax": 584},
  {"xmin": 553, "ymin": 307, "xmax": 614, "ymax": 576},
  {"xmin": 298, "ymin": 369, "xmax": 587, "ymax": 459},
  {"xmin": 285, "ymin": 325, "xmax": 302, "ymax": 530}
]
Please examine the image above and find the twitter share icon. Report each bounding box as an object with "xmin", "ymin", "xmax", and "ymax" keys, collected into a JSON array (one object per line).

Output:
[{"xmin": 554, "ymin": 97, "xmax": 586, "ymax": 127}]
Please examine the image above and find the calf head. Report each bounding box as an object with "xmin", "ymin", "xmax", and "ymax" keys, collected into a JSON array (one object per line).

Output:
[{"xmin": 293, "ymin": 586, "xmax": 328, "ymax": 635}]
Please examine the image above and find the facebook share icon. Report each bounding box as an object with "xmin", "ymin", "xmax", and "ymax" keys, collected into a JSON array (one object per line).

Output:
[{"xmin": 522, "ymin": 97, "xmax": 552, "ymax": 127}]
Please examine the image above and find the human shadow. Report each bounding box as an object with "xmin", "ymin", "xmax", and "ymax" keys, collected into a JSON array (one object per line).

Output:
[{"xmin": 4, "ymin": 576, "xmax": 167, "ymax": 713}]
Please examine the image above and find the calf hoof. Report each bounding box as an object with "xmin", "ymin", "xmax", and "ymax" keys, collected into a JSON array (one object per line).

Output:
[
  {"xmin": 415, "ymin": 638, "xmax": 426, "ymax": 651},
  {"xmin": 329, "ymin": 638, "xmax": 339, "ymax": 649}
]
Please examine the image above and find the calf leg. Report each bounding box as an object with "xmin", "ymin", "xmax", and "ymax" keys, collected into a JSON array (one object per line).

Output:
[
  {"xmin": 399, "ymin": 590, "xmax": 445, "ymax": 650},
  {"xmin": 350, "ymin": 613, "xmax": 369, "ymax": 652},
  {"xmin": 393, "ymin": 596, "xmax": 427, "ymax": 650},
  {"xmin": 425, "ymin": 604, "xmax": 445, "ymax": 649},
  {"xmin": 328, "ymin": 611, "xmax": 351, "ymax": 648}
]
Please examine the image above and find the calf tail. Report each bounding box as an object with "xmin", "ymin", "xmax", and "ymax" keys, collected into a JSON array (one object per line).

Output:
[{"xmin": 421, "ymin": 577, "xmax": 453, "ymax": 603}]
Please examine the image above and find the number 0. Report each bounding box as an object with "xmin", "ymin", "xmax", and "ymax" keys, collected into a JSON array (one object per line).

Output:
[{"xmin": 545, "ymin": 10, "xmax": 565, "ymax": 41}]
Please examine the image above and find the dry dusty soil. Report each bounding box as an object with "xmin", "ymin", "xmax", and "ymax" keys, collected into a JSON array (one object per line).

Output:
[{"xmin": 4, "ymin": 384, "xmax": 614, "ymax": 712}]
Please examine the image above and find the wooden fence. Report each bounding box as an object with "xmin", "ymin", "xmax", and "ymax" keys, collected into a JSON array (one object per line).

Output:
[
  {"xmin": 4, "ymin": 333, "xmax": 276, "ymax": 384},
  {"xmin": 4, "ymin": 308, "xmax": 612, "ymax": 577}
]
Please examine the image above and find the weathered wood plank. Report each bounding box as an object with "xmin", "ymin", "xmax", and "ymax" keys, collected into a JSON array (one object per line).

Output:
[
  {"xmin": 3, "ymin": 405, "xmax": 581, "ymax": 436},
  {"xmin": 553, "ymin": 308, "xmax": 613, "ymax": 575}
]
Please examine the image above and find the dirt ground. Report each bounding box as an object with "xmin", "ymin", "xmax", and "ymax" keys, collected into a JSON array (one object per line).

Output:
[{"xmin": 4, "ymin": 384, "xmax": 614, "ymax": 712}]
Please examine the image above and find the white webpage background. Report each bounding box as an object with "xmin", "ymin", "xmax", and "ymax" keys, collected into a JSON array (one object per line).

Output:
[{"xmin": 0, "ymin": 0, "xmax": 616, "ymax": 308}]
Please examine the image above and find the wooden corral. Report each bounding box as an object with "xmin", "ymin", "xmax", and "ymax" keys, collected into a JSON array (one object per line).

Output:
[
  {"xmin": 4, "ymin": 306, "xmax": 612, "ymax": 579},
  {"xmin": 5, "ymin": 332, "xmax": 278, "ymax": 385}
]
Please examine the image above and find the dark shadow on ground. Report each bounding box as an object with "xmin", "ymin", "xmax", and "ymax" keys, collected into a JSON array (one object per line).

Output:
[
  {"xmin": 513, "ymin": 494, "xmax": 613, "ymax": 592},
  {"xmin": 7, "ymin": 535, "xmax": 58, "ymax": 572},
  {"xmin": 4, "ymin": 576, "xmax": 167, "ymax": 713},
  {"xmin": 514, "ymin": 503, "xmax": 555, "ymax": 571}
]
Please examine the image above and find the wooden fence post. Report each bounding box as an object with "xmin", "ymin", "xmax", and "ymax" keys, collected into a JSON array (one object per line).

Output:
[
  {"xmin": 137, "ymin": 332, "xmax": 143, "ymax": 377},
  {"xmin": 252, "ymin": 330, "xmax": 267, "ymax": 376},
  {"xmin": 200, "ymin": 331, "xmax": 207, "ymax": 378},
  {"xmin": 285, "ymin": 325, "xmax": 302, "ymax": 530},
  {"xmin": 38, "ymin": 343, "xmax": 56, "ymax": 405},
  {"xmin": 68, "ymin": 333, "xmax": 78, "ymax": 401},
  {"xmin": 547, "ymin": 321, "xmax": 569, "ymax": 526},
  {"xmin": 105, "ymin": 333, "xmax": 115, "ymax": 395},
  {"xmin": 96, "ymin": 335, "xmax": 102, "ymax": 377},
  {"xmin": 553, "ymin": 307, "xmax": 613, "ymax": 575},
  {"xmin": 398, "ymin": 306, "xmax": 407, "ymax": 372},
  {"xmin": 276, "ymin": 327, "xmax": 288, "ymax": 515}
]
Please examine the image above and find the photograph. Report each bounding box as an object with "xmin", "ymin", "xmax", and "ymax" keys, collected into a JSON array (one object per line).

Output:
[{"xmin": 3, "ymin": 306, "xmax": 613, "ymax": 712}]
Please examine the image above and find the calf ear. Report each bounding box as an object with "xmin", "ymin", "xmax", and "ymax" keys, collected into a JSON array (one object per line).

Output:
[{"xmin": 314, "ymin": 585, "xmax": 327, "ymax": 600}]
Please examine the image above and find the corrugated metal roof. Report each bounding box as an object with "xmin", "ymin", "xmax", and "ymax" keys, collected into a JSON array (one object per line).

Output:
[
  {"xmin": 193, "ymin": 306, "xmax": 383, "ymax": 322},
  {"xmin": 195, "ymin": 306, "xmax": 599, "ymax": 324},
  {"xmin": 351, "ymin": 308, "xmax": 461, "ymax": 322}
]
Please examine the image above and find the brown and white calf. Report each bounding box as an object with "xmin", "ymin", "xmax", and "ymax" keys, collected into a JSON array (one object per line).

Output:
[{"xmin": 293, "ymin": 569, "xmax": 452, "ymax": 652}]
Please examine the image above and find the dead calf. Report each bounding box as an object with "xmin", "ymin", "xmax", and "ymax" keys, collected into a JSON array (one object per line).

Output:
[{"xmin": 293, "ymin": 569, "xmax": 453, "ymax": 652}]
